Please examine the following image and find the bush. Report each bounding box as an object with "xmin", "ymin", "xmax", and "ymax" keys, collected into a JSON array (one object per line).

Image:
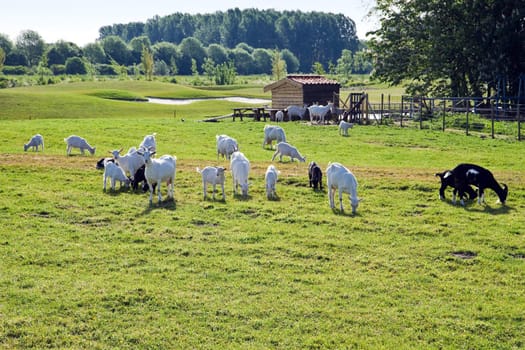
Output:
[
  {"xmin": 65, "ymin": 57, "xmax": 87, "ymax": 74},
  {"xmin": 95, "ymin": 64, "xmax": 118, "ymax": 75},
  {"xmin": 2, "ymin": 65, "xmax": 29, "ymax": 75},
  {"xmin": 50, "ymin": 64, "xmax": 66, "ymax": 75}
]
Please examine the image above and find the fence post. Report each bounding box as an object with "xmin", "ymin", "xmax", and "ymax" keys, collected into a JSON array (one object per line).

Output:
[
  {"xmin": 419, "ymin": 97, "xmax": 423, "ymax": 129},
  {"xmin": 380, "ymin": 93, "xmax": 384, "ymax": 124},
  {"xmin": 400, "ymin": 97, "xmax": 404, "ymax": 127},
  {"xmin": 442, "ymin": 99, "xmax": 446, "ymax": 131},
  {"xmin": 465, "ymin": 99, "xmax": 470, "ymax": 136},
  {"xmin": 491, "ymin": 98, "xmax": 495, "ymax": 139}
]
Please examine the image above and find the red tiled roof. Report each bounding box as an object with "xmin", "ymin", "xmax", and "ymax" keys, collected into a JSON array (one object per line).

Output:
[{"xmin": 286, "ymin": 74, "xmax": 340, "ymax": 85}]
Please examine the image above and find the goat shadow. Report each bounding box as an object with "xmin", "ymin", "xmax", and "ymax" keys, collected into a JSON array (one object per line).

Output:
[
  {"xmin": 331, "ymin": 208, "xmax": 360, "ymax": 217},
  {"xmin": 140, "ymin": 198, "xmax": 177, "ymax": 215},
  {"xmin": 444, "ymin": 199, "xmax": 513, "ymax": 215},
  {"xmin": 232, "ymin": 193, "xmax": 253, "ymax": 201},
  {"xmin": 102, "ymin": 187, "xmax": 130, "ymax": 195}
]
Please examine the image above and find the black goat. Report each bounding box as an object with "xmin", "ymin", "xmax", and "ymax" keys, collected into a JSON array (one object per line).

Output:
[
  {"xmin": 450, "ymin": 163, "xmax": 508, "ymax": 205},
  {"xmin": 131, "ymin": 164, "xmax": 156, "ymax": 192},
  {"xmin": 308, "ymin": 161, "xmax": 323, "ymax": 190},
  {"xmin": 96, "ymin": 157, "xmax": 114, "ymax": 170},
  {"xmin": 435, "ymin": 170, "xmax": 477, "ymax": 203}
]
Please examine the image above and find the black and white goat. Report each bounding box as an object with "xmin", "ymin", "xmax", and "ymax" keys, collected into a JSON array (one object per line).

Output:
[
  {"xmin": 435, "ymin": 170, "xmax": 477, "ymax": 203},
  {"xmin": 449, "ymin": 163, "xmax": 508, "ymax": 206}
]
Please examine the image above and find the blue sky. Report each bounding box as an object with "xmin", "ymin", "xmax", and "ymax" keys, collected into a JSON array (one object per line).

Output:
[{"xmin": 1, "ymin": 0, "xmax": 378, "ymax": 46}]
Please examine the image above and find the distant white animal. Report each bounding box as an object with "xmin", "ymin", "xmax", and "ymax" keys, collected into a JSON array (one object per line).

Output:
[
  {"xmin": 137, "ymin": 148, "xmax": 176, "ymax": 205},
  {"xmin": 271, "ymin": 142, "xmax": 306, "ymax": 163},
  {"xmin": 275, "ymin": 110, "xmax": 284, "ymax": 122},
  {"xmin": 216, "ymin": 134, "xmax": 239, "ymax": 160},
  {"xmin": 139, "ymin": 133, "xmax": 157, "ymax": 152},
  {"xmin": 308, "ymin": 102, "xmax": 334, "ymax": 124},
  {"xmin": 110, "ymin": 147, "xmax": 145, "ymax": 179},
  {"xmin": 103, "ymin": 161, "xmax": 130, "ymax": 191},
  {"xmin": 230, "ymin": 151, "xmax": 250, "ymax": 198},
  {"xmin": 339, "ymin": 120, "xmax": 354, "ymax": 136},
  {"xmin": 196, "ymin": 166, "xmax": 226, "ymax": 200},
  {"xmin": 64, "ymin": 135, "xmax": 96, "ymax": 156},
  {"xmin": 265, "ymin": 165, "xmax": 280, "ymax": 199},
  {"xmin": 326, "ymin": 162, "xmax": 360, "ymax": 214},
  {"xmin": 24, "ymin": 134, "xmax": 44, "ymax": 152},
  {"xmin": 285, "ymin": 105, "xmax": 309, "ymax": 121},
  {"xmin": 262, "ymin": 125, "xmax": 286, "ymax": 149}
]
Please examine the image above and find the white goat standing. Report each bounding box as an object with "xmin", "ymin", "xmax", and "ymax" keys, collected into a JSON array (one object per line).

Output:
[
  {"xmin": 275, "ymin": 110, "xmax": 284, "ymax": 122},
  {"xmin": 138, "ymin": 149, "xmax": 176, "ymax": 205},
  {"xmin": 103, "ymin": 161, "xmax": 130, "ymax": 191},
  {"xmin": 285, "ymin": 105, "xmax": 309, "ymax": 121},
  {"xmin": 262, "ymin": 125, "xmax": 286, "ymax": 149},
  {"xmin": 271, "ymin": 142, "xmax": 306, "ymax": 163},
  {"xmin": 196, "ymin": 166, "xmax": 226, "ymax": 200},
  {"xmin": 216, "ymin": 134, "xmax": 239, "ymax": 160},
  {"xmin": 24, "ymin": 134, "xmax": 44, "ymax": 152},
  {"xmin": 110, "ymin": 147, "xmax": 145, "ymax": 179},
  {"xmin": 265, "ymin": 165, "xmax": 280, "ymax": 199},
  {"xmin": 64, "ymin": 135, "xmax": 96, "ymax": 156},
  {"xmin": 326, "ymin": 162, "xmax": 360, "ymax": 214},
  {"xmin": 308, "ymin": 102, "xmax": 334, "ymax": 124},
  {"xmin": 230, "ymin": 151, "xmax": 250, "ymax": 198},
  {"xmin": 339, "ymin": 120, "xmax": 354, "ymax": 136},
  {"xmin": 139, "ymin": 133, "xmax": 157, "ymax": 152}
]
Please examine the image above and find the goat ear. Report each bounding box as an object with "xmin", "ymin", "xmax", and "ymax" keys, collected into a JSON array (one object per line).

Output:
[
  {"xmin": 119, "ymin": 148, "xmax": 123, "ymax": 153},
  {"xmin": 151, "ymin": 151, "xmax": 156, "ymax": 157}
]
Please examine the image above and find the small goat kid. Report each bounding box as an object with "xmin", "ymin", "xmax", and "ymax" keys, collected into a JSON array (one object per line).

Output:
[
  {"xmin": 435, "ymin": 170, "xmax": 477, "ymax": 204},
  {"xmin": 24, "ymin": 134, "xmax": 44, "ymax": 152},
  {"xmin": 271, "ymin": 142, "xmax": 306, "ymax": 163},
  {"xmin": 103, "ymin": 161, "xmax": 130, "ymax": 191},
  {"xmin": 230, "ymin": 151, "xmax": 250, "ymax": 198},
  {"xmin": 308, "ymin": 161, "xmax": 323, "ymax": 190},
  {"xmin": 265, "ymin": 165, "xmax": 279, "ymax": 199},
  {"xmin": 338, "ymin": 120, "xmax": 354, "ymax": 136},
  {"xmin": 137, "ymin": 149, "xmax": 176, "ymax": 205},
  {"xmin": 64, "ymin": 135, "xmax": 96, "ymax": 156},
  {"xmin": 196, "ymin": 166, "xmax": 226, "ymax": 200},
  {"xmin": 326, "ymin": 162, "xmax": 360, "ymax": 214}
]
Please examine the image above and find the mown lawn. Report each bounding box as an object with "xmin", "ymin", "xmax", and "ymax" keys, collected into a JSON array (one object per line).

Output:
[{"xmin": 1, "ymin": 81, "xmax": 524, "ymax": 349}]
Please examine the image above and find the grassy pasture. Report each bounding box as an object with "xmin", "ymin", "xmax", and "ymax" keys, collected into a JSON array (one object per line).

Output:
[{"xmin": 1, "ymin": 81, "xmax": 525, "ymax": 349}]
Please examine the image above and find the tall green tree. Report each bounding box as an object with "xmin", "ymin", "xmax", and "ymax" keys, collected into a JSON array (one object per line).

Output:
[
  {"xmin": 102, "ymin": 35, "xmax": 131, "ymax": 66},
  {"xmin": 0, "ymin": 34, "xmax": 13, "ymax": 56},
  {"xmin": 0, "ymin": 48, "xmax": 5, "ymax": 73},
  {"xmin": 141, "ymin": 46, "xmax": 154, "ymax": 80},
  {"xmin": 272, "ymin": 49, "xmax": 287, "ymax": 80},
  {"xmin": 369, "ymin": 0, "xmax": 525, "ymax": 97},
  {"xmin": 16, "ymin": 30, "xmax": 45, "ymax": 66}
]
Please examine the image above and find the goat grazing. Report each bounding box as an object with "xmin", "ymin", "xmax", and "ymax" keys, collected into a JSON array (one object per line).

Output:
[
  {"xmin": 450, "ymin": 163, "xmax": 508, "ymax": 205},
  {"xmin": 230, "ymin": 151, "xmax": 250, "ymax": 198},
  {"xmin": 338, "ymin": 121, "xmax": 354, "ymax": 136},
  {"xmin": 271, "ymin": 142, "xmax": 306, "ymax": 163},
  {"xmin": 308, "ymin": 161, "xmax": 323, "ymax": 190},
  {"xmin": 24, "ymin": 134, "xmax": 44, "ymax": 152},
  {"xmin": 110, "ymin": 147, "xmax": 145, "ymax": 179},
  {"xmin": 103, "ymin": 161, "xmax": 130, "ymax": 191},
  {"xmin": 139, "ymin": 133, "xmax": 157, "ymax": 152},
  {"xmin": 308, "ymin": 102, "xmax": 334, "ymax": 124},
  {"xmin": 196, "ymin": 166, "xmax": 226, "ymax": 200},
  {"xmin": 262, "ymin": 125, "xmax": 286, "ymax": 149},
  {"xmin": 64, "ymin": 135, "xmax": 96, "ymax": 156},
  {"xmin": 435, "ymin": 170, "xmax": 477, "ymax": 203},
  {"xmin": 326, "ymin": 162, "xmax": 360, "ymax": 214},
  {"xmin": 137, "ymin": 149, "xmax": 176, "ymax": 205},
  {"xmin": 216, "ymin": 134, "xmax": 239, "ymax": 160},
  {"xmin": 285, "ymin": 105, "xmax": 309, "ymax": 121},
  {"xmin": 265, "ymin": 165, "xmax": 279, "ymax": 199}
]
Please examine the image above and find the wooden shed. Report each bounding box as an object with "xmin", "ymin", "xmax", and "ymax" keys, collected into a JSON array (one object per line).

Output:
[{"xmin": 263, "ymin": 74, "xmax": 340, "ymax": 109}]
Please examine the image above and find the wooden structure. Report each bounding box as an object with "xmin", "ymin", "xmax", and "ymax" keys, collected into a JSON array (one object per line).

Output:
[
  {"xmin": 232, "ymin": 107, "xmax": 269, "ymax": 121},
  {"xmin": 263, "ymin": 75, "xmax": 341, "ymax": 110}
]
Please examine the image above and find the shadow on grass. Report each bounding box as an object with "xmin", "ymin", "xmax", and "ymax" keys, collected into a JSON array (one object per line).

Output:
[
  {"xmin": 232, "ymin": 193, "xmax": 253, "ymax": 201},
  {"xmin": 140, "ymin": 198, "xmax": 177, "ymax": 214},
  {"xmin": 331, "ymin": 208, "xmax": 359, "ymax": 217},
  {"xmin": 444, "ymin": 198, "xmax": 513, "ymax": 215}
]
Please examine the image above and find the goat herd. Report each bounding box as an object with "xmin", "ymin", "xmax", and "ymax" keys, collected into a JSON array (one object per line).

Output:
[{"xmin": 23, "ymin": 124, "xmax": 509, "ymax": 213}]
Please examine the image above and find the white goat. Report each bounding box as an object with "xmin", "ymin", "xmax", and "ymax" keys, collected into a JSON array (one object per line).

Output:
[
  {"xmin": 103, "ymin": 161, "xmax": 130, "ymax": 191},
  {"xmin": 196, "ymin": 166, "xmax": 226, "ymax": 200},
  {"xmin": 285, "ymin": 105, "xmax": 309, "ymax": 121},
  {"xmin": 265, "ymin": 165, "xmax": 280, "ymax": 199},
  {"xmin": 24, "ymin": 134, "xmax": 44, "ymax": 152},
  {"xmin": 275, "ymin": 110, "xmax": 284, "ymax": 122},
  {"xmin": 137, "ymin": 149, "xmax": 176, "ymax": 205},
  {"xmin": 308, "ymin": 102, "xmax": 334, "ymax": 124},
  {"xmin": 230, "ymin": 151, "xmax": 250, "ymax": 198},
  {"xmin": 326, "ymin": 162, "xmax": 360, "ymax": 214},
  {"xmin": 271, "ymin": 142, "xmax": 306, "ymax": 163},
  {"xmin": 110, "ymin": 147, "xmax": 145, "ymax": 179},
  {"xmin": 64, "ymin": 135, "xmax": 96, "ymax": 156},
  {"xmin": 339, "ymin": 120, "xmax": 354, "ymax": 136},
  {"xmin": 139, "ymin": 133, "xmax": 157, "ymax": 152},
  {"xmin": 262, "ymin": 125, "xmax": 286, "ymax": 149},
  {"xmin": 216, "ymin": 134, "xmax": 239, "ymax": 160}
]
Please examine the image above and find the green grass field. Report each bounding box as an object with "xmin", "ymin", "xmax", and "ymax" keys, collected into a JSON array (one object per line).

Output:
[{"xmin": 1, "ymin": 80, "xmax": 524, "ymax": 349}]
